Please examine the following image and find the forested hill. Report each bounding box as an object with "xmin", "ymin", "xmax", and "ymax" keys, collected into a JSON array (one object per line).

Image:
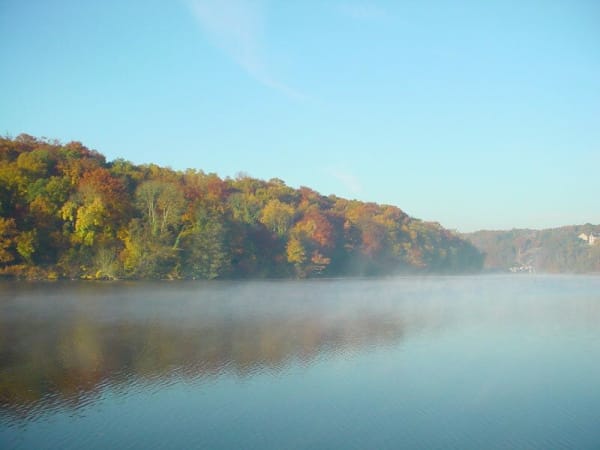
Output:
[
  {"xmin": 0, "ymin": 134, "xmax": 483, "ymax": 280},
  {"xmin": 463, "ymin": 225, "xmax": 600, "ymax": 273}
]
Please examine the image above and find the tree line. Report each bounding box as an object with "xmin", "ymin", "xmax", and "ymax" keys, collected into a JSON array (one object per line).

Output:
[
  {"xmin": 463, "ymin": 225, "xmax": 600, "ymax": 273},
  {"xmin": 0, "ymin": 134, "xmax": 483, "ymax": 279}
]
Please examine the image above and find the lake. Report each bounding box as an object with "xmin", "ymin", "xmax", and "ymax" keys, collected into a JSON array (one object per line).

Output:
[{"xmin": 1, "ymin": 275, "xmax": 600, "ymax": 449}]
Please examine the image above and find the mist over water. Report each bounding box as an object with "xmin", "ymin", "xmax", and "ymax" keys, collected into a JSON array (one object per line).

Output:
[{"xmin": 1, "ymin": 276, "xmax": 600, "ymax": 449}]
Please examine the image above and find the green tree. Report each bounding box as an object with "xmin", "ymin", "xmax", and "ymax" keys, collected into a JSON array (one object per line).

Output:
[{"xmin": 180, "ymin": 208, "xmax": 230, "ymax": 279}]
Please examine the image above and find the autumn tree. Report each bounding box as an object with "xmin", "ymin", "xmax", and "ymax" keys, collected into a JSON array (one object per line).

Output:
[
  {"xmin": 121, "ymin": 180, "xmax": 185, "ymax": 278},
  {"xmin": 260, "ymin": 199, "xmax": 295, "ymax": 237},
  {"xmin": 228, "ymin": 192, "xmax": 262, "ymax": 225},
  {"xmin": 0, "ymin": 217, "xmax": 17, "ymax": 265},
  {"xmin": 287, "ymin": 210, "xmax": 335, "ymax": 277},
  {"xmin": 0, "ymin": 134, "xmax": 484, "ymax": 279},
  {"xmin": 135, "ymin": 180, "xmax": 184, "ymax": 237},
  {"xmin": 179, "ymin": 207, "xmax": 231, "ymax": 279}
]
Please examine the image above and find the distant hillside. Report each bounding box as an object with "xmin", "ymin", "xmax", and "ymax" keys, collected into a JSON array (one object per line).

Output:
[
  {"xmin": 463, "ymin": 225, "xmax": 600, "ymax": 273},
  {"xmin": 0, "ymin": 134, "xmax": 483, "ymax": 280}
]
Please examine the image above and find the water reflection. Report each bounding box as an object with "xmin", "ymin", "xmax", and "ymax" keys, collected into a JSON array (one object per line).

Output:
[
  {"xmin": 0, "ymin": 280, "xmax": 407, "ymax": 421},
  {"xmin": 1, "ymin": 276, "xmax": 600, "ymax": 426}
]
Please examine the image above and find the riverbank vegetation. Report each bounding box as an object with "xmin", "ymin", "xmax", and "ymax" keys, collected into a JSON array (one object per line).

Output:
[
  {"xmin": 464, "ymin": 225, "xmax": 600, "ymax": 273},
  {"xmin": 0, "ymin": 134, "xmax": 483, "ymax": 279}
]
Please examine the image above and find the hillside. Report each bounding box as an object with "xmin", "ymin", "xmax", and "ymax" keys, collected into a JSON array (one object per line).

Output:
[
  {"xmin": 463, "ymin": 225, "xmax": 600, "ymax": 273},
  {"xmin": 0, "ymin": 134, "xmax": 483, "ymax": 280}
]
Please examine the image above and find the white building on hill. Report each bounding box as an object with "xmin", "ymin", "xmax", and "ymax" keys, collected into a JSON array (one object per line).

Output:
[{"xmin": 578, "ymin": 233, "xmax": 599, "ymax": 245}]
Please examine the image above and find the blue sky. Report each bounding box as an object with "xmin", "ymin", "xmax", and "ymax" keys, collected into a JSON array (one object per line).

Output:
[{"xmin": 1, "ymin": 0, "xmax": 599, "ymax": 231}]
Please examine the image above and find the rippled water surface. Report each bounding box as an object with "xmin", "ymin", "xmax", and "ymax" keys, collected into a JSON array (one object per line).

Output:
[{"xmin": 1, "ymin": 276, "xmax": 600, "ymax": 449}]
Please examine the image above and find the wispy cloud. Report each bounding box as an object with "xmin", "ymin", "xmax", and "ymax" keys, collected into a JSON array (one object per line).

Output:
[
  {"xmin": 187, "ymin": 0, "xmax": 303, "ymax": 100},
  {"xmin": 328, "ymin": 167, "xmax": 363, "ymax": 195},
  {"xmin": 338, "ymin": 2, "xmax": 387, "ymax": 21}
]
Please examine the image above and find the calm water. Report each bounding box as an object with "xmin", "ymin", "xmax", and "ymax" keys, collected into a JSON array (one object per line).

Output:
[{"xmin": 1, "ymin": 276, "xmax": 600, "ymax": 449}]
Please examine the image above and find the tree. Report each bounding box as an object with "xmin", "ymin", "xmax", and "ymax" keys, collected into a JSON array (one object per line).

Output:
[
  {"xmin": 119, "ymin": 180, "xmax": 185, "ymax": 279},
  {"xmin": 0, "ymin": 134, "xmax": 485, "ymax": 278},
  {"xmin": 287, "ymin": 211, "xmax": 334, "ymax": 277},
  {"xmin": 228, "ymin": 192, "xmax": 262, "ymax": 225},
  {"xmin": 0, "ymin": 217, "xmax": 17, "ymax": 265},
  {"xmin": 121, "ymin": 219, "xmax": 177, "ymax": 279},
  {"xmin": 259, "ymin": 199, "xmax": 294, "ymax": 237},
  {"xmin": 179, "ymin": 208, "xmax": 230, "ymax": 279},
  {"xmin": 136, "ymin": 180, "xmax": 184, "ymax": 237},
  {"xmin": 16, "ymin": 230, "xmax": 37, "ymax": 264}
]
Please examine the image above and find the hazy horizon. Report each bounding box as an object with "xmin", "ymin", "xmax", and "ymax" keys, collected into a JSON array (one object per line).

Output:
[{"xmin": 1, "ymin": 0, "xmax": 598, "ymax": 231}]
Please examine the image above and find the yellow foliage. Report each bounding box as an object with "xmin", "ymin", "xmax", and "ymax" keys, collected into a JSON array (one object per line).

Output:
[
  {"xmin": 286, "ymin": 237, "xmax": 306, "ymax": 265},
  {"xmin": 74, "ymin": 197, "xmax": 106, "ymax": 246},
  {"xmin": 260, "ymin": 199, "xmax": 294, "ymax": 237}
]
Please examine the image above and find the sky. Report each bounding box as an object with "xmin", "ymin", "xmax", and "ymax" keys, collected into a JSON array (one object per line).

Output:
[{"xmin": 1, "ymin": 0, "xmax": 599, "ymax": 232}]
